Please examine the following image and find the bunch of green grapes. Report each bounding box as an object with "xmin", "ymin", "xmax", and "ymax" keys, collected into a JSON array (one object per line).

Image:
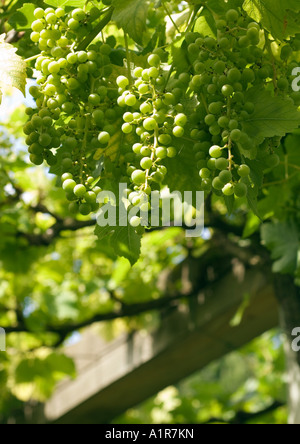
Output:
[
  {"xmin": 24, "ymin": 6, "xmax": 121, "ymax": 216},
  {"xmin": 116, "ymin": 54, "xmax": 187, "ymax": 227},
  {"xmin": 181, "ymin": 8, "xmax": 297, "ymax": 198}
]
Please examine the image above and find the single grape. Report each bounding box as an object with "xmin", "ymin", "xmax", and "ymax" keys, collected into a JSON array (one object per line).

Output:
[
  {"xmin": 143, "ymin": 118, "xmax": 157, "ymax": 131},
  {"xmin": 132, "ymin": 170, "xmax": 146, "ymax": 185},
  {"xmin": 125, "ymin": 94, "xmax": 137, "ymax": 107},
  {"xmin": 238, "ymin": 164, "xmax": 250, "ymax": 177},
  {"xmin": 234, "ymin": 182, "xmax": 247, "ymax": 198},
  {"xmin": 212, "ymin": 177, "xmax": 224, "ymax": 191},
  {"xmin": 174, "ymin": 114, "xmax": 187, "ymax": 127},
  {"xmin": 140, "ymin": 157, "xmax": 153, "ymax": 169},
  {"xmin": 215, "ymin": 157, "xmax": 229, "ymax": 170},
  {"xmin": 117, "ymin": 76, "xmax": 129, "ymax": 89},
  {"xmin": 130, "ymin": 216, "xmax": 141, "ymax": 228},
  {"xmin": 98, "ymin": 131, "xmax": 110, "ymax": 145},
  {"xmin": 30, "ymin": 154, "xmax": 44, "ymax": 165},
  {"xmin": 63, "ymin": 179, "xmax": 76, "ymax": 193},
  {"xmin": 209, "ymin": 145, "xmax": 223, "ymax": 158},
  {"xmin": 156, "ymin": 147, "xmax": 168, "ymax": 159},
  {"xmin": 79, "ymin": 203, "xmax": 92, "ymax": 216},
  {"xmin": 173, "ymin": 126, "xmax": 184, "ymax": 138},
  {"xmin": 222, "ymin": 183, "xmax": 234, "ymax": 196},
  {"xmin": 200, "ymin": 168, "xmax": 211, "ymax": 179},
  {"xmin": 122, "ymin": 123, "xmax": 133, "ymax": 134},
  {"xmin": 167, "ymin": 147, "xmax": 177, "ymax": 158},
  {"xmin": 230, "ymin": 129, "xmax": 241, "ymax": 142},
  {"xmin": 219, "ymin": 170, "xmax": 232, "ymax": 184},
  {"xmin": 226, "ymin": 9, "xmax": 239, "ymax": 22}
]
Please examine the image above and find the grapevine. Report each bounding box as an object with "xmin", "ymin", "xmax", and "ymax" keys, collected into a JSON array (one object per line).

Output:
[{"xmin": 23, "ymin": 2, "xmax": 300, "ymax": 222}]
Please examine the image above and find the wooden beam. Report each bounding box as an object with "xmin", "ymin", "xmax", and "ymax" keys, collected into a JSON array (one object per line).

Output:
[{"xmin": 44, "ymin": 267, "xmax": 278, "ymax": 424}]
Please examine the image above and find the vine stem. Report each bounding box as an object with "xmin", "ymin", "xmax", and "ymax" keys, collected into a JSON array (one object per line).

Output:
[
  {"xmin": 145, "ymin": 85, "xmax": 159, "ymax": 189},
  {"xmin": 162, "ymin": 0, "xmax": 180, "ymax": 34},
  {"xmin": 280, "ymin": 161, "xmax": 300, "ymax": 172},
  {"xmin": 77, "ymin": 7, "xmax": 113, "ymax": 51},
  {"xmin": 24, "ymin": 54, "xmax": 40, "ymax": 63},
  {"xmin": 227, "ymin": 139, "xmax": 233, "ymax": 170},
  {"xmin": 124, "ymin": 32, "xmax": 132, "ymax": 87}
]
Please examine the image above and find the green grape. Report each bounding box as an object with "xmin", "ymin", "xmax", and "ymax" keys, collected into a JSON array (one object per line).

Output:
[
  {"xmin": 30, "ymin": 154, "xmax": 44, "ymax": 165},
  {"xmin": 79, "ymin": 203, "xmax": 92, "ymax": 216},
  {"xmin": 122, "ymin": 123, "xmax": 133, "ymax": 134},
  {"xmin": 208, "ymin": 102, "xmax": 223, "ymax": 114},
  {"xmin": 72, "ymin": 8, "xmax": 86, "ymax": 21},
  {"xmin": 212, "ymin": 177, "xmax": 224, "ymax": 190},
  {"xmin": 226, "ymin": 9, "xmax": 239, "ymax": 22},
  {"xmin": 132, "ymin": 170, "xmax": 146, "ymax": 185},
  {"xmin": 209, "ymin": 145, "xmax": 223, "ymax": 158},
  {"xmin": 200, "ymin": 168, "xmax": 211, "ymax": 179},
  {"xmin": 132, "ymin": 143, "xmax": 142, "ymax": 154},
  {"xmin": 63, "ymin": 179, "xmax": 76, "ymax": 193},
  {"xmin": 218, "ymin": 116, "xmax": 229, "ymax": 128},
  {"xmin": 281, "ymin": 45, "xmax": 293, "ymax": 61},
  {"xmin": 222, "ymin": 183, "xmax": 234, "ymax": 196},
  {"xmin": 234, "ymin": 182, "xmax": 247, "ymax": 197},
  {"xmin": 167, "ymin": 147, "xmax": 177, "ymax": 158},
  {"xmin": 130, "ymin": 216, "xmax": 141, "ymax": 228},
  {"xmin": 227, "ymin": 68, "xmax": 241, "ymax": 83},
  {"xmin": 238, "ymin": 164, "xmax": 250, "ymax": 177},
  {"xmin": 143, "ymin": 118, "xmax": 157, "ymax": 131},
  {"xmin": 117, "ymin": 76, "xmax": 129, "ymax": 89},
  {"xmin": 266, "ymin": 154, "xmax": 280, "ymax": 168},
  {"xmin": 32, "ymin": 20, "xmax": 44, "ymax": 32},
  {"xmin": 34, "ymin": 8, "xmax": 45, "ymax": 19},
  {"xmin": 222, "ymin": 84, "xmax": 234, "ymax": 97},
  {"xmin": 98, "ymin": 132, "xmax": 110, "ymax": 145},
  {"xmin": 230, "ymin": 129, "xmax": 241, "ymax": 142},
  {"xmin": 62, "ymin": 158, "xmax": 73, "ymax": 171},
  {"xmin": 140, "ymin": 102, "xmax": 152, "ymax": 114},
  {"xmin": 215, "ymin": 157, "xmax": 229, "ymax": 170},
  {"xmin": 39, "ymin": 133, "xmax": 52, "ymax": 147},
  {"xmin": 74, "ymin": 184, "xmax": 86, "ymax": 198},
  {"xmin": 68, "ymin": 18, "xmax": 80, "ymax": 31},
  {"xmin": 219, "ymin": 170, "xmax": 232, "ymax": 184},
  {"xmin": 205, "ymin": 114, "xmax": 215, "ymax": 126},
  {"xmin": 62, "ymin": 173, "xmax": 73, "ymax": 182},
  {"xmin": 174, "ymin": 114, "xmax": 187, "ymax": 127},
  {"xmin": 173, "ymin": 126, "xmax": 184, "ymax": 138},
  {"xmin": 140, "ymin": 157, "xmax": 153, "ymax": 169},
  {"xmin": 125, "ymin": 94, "xmax": 137, "ymax": 107},
  {"xmin": 156, "ymin": 147, "xmax": 167, "ymax": 159}
]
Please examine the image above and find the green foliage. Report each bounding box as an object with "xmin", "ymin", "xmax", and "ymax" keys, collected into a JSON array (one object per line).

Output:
[
  {"xmin": 243, "ymin": 0, "xmax": 300, "ymax": 40},
  {"xmin": 0, "ymin": 0, "xmax": 300, "ymax": 424},
  {"xmin": 112, "ymin": 0, "xmax": 149, "ymax": 44},
  {"xmin": 261, "ymin": 221, "xmax": 299, "ymax": 274},
  {"xmin": 242, "ymin": 88, "xmax": 300, "ymax": 145}
]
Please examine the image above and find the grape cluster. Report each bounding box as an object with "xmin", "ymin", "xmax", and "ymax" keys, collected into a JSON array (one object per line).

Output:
[
  {"xmin": 25, "ymin": 6, "xmax": 121, "ymax": 216},
  {"xmin": 181, "ymin": 8, "xmax": 293, "ymax": 198},
  {"xmin": 116, "ymin": 54, "xmax": 187, "ymax": 226}
]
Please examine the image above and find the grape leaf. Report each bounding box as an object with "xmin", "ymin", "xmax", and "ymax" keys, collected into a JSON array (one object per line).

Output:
[
  {"xmin": 95, "ymin": 225, "xmax": 142, "ymax": 265},
  {"xmin": 242, "ymin": 88, "xmax": 300, "ymax": 145},
  {"xmin": 0, "ymin": 35, "xmax": 27, "ymax": 104},
  {"xmin": 243, "ymin": 0, "xmax": 300, "ymax": 39},
  {"xmin": 112, "ymin": 0, "xmax": 149, "ymax": 45},
  {"xmin": 43, "ymin": 0, "xmax": 86, "ymax": 6},
  {"xmin": 194, "ymin": 8, "xmax": 217, "ymax": 37},
  {"xmin": 111, "ymin": 226, "xmax": 142, "ymax": 266},
  {"xmin": 245, "ymin": 159, "xmax": 264, "ymax": 188},
  {"xmin": 8, "ymin": 3, "xmax": 35, "ymax": 30},
  {"xmin": 261, "ymin": 221, "xmax": 299, "ymax": 274}
]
